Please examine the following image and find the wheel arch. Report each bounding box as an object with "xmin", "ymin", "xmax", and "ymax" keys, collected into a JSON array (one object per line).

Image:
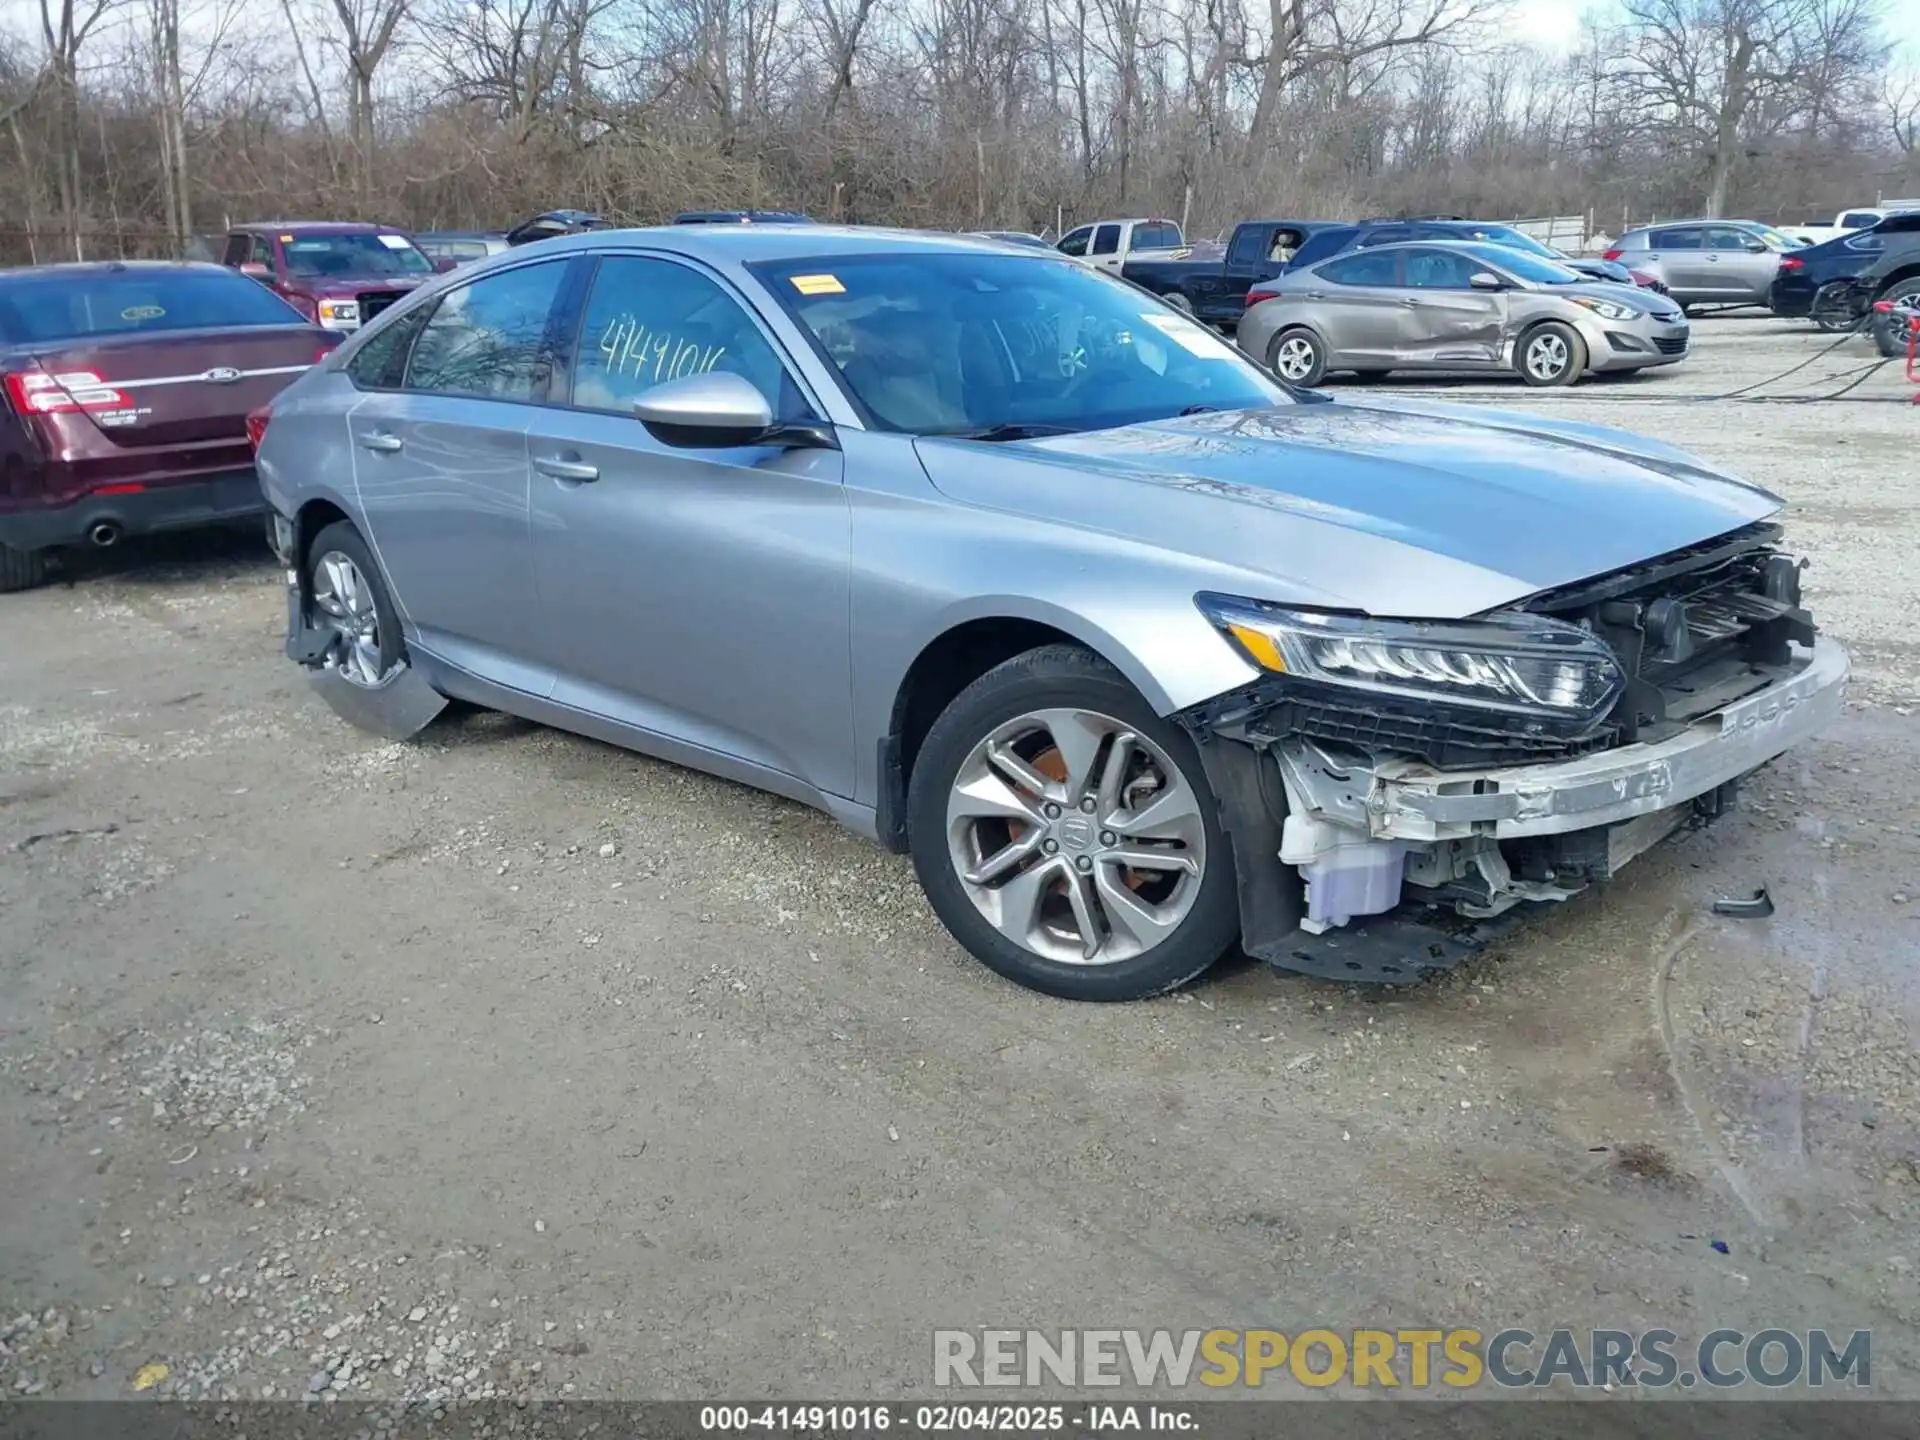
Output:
[
  {"xmin": 1511, "ymin": 314, "xmax": 1586, "ymax": 373},
  {"xmin": 874, "ymin": 605, "xmax": 1174, "ymax": 853}
]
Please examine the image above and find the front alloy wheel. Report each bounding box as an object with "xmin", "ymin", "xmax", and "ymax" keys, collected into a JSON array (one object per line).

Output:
[
  {"xmin": 906, "ymin": 645, "xmax": 1239, "ymax": 1001},
  {"xmin": 947, "ymin": 708, "xmax": 1206, "ymax": 966}
]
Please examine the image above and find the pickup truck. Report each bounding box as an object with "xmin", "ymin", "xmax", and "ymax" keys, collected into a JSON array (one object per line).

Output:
[
  {"xmin": 1118, "ymin": 219, "xmax": 1337, "ymax": 324},
  {"xmin": 1057, "ymin": 218, "xmax": 1213, "ymax": 274},
  {"xmin": 1777, "ymin": 204, "xmax": 1920, "ymax": 248},
  {"xmin": 221, "ymin": 222, "xmax": 437, "ymax": 332}
]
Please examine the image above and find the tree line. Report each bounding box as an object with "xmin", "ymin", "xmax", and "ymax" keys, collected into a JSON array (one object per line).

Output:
[{"xmin": 0, "ymin": 0, "xmax": 1916, "ymax": 263}]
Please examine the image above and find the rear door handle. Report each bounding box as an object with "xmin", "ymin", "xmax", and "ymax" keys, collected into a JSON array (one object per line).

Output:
[
  {"xmin": 359, "ymin": 431, "xmax": 403, "ymax": 454},
  {"xmin": 533, "ymin": 454, "xmax": 599, "ymax": 483}
]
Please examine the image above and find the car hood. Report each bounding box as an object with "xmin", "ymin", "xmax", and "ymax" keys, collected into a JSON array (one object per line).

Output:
[
  {"xmin": 913, "ymin": 399, "xmax": 1781, "ymax": 619},
  {"xmin": 297, "ymin": 277, "xmax": 427, "ymax": 299},
  {"xmin": 1536, "ymin": 280, "xmax": 1685, "ymax": 316}
]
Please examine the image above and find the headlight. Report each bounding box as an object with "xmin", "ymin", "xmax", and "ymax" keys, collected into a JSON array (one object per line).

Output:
[
  {"xmin": 1196, "ymin": 594, "xmax": 1624, "ymax": 722},
  {"xmin": 319, "ymin": 300, "xmax": 360, "ymax": 324},
  {"xmin": 1571, "ymin": 296, "xmax": 1641, "ymax": 322}
]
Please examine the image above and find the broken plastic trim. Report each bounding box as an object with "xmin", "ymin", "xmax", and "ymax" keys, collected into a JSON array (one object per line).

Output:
[
  {"xmin": 307, "ymin": 659, "xmax": 447, "ymax": 741},
  {"xmin": 286, "ymin": 569, "xmax": 446, "ymax": 741},
  {"xmin": 1712, "ymin": 886, "xmax": 1775, "ymax": 919}
]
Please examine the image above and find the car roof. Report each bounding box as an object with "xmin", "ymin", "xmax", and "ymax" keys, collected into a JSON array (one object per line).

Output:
[
  {"xmin": 237, "ymin": 221, "xmax": 405, "ymax": 235},
  {"xmin": 419, "ymin": 229, "xmax": 507, "ymax": 240},
  {"xmin": 498, "ymin": 224, "xmax": 1044, "ymax": 266},
  {"xmin": 0, "ymin": 259, "xmax": 231, "ymax": 284},
  {"xmin": 1313, "ymin": 239, "xmax": 1573, "ymax": 268}
]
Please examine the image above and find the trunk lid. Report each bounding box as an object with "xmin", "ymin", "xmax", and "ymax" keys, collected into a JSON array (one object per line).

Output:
[{"xmin": 15, "ymin": 324, "xmax": 329, "ymax": 448}]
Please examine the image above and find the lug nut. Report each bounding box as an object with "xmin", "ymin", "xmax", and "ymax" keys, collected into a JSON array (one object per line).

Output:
[
  {"xmin": 1043, "ymin": 839, "xmax": 1059, "ymax": 854},
  {"xmin": 1080, "ymin": 797, "xmax": 1097, "ymax": 813},
  {"xmin": 1099, "ymin": 830, "xmax": 1116, "ymax": 846},
  {"xmin": 1043, "ymin": 803, "xmax": 1061, "ymax": 819},
  {"xmin": 1075, "ymin": 855, "xmax": 1092, "ymax": 872}
]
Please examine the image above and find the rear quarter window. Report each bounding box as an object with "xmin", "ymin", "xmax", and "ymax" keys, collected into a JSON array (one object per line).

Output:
[{"xmin": 0, "ymin": 268, "xmax": 305, "ymax": 344}]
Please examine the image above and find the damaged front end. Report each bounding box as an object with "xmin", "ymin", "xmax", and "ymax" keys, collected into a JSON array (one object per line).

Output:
[
  {"xmin": 1178, "ymin": 522, "xmax": 1850, "ymax": 984},
  {"xmin": 270, "ymin": 512, "xmax": 446, "ymax": 742}
]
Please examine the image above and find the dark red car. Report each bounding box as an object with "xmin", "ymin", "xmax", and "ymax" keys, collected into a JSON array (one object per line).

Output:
[
  {"xmin": 220, "ymin": 221, "xmax": 440, "ymax": 334},
  {"xmin": 0, "ymin": 261, "xmax": 340, "ymax": 592}
]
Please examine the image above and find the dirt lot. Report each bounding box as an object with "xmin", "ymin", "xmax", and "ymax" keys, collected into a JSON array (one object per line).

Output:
[{"xmin": 2, "ymin": 314, "xmax": 1917, "ymax": 1403}]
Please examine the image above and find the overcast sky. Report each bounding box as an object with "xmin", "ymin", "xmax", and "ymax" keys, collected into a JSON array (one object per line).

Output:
[{"xmin": 1511, "ymin": 0, "xmax": 1920, "ymax": 59}]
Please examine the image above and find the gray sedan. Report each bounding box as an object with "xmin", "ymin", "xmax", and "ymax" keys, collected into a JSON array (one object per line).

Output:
[
  {"xmin": 253, "ymin": 226, "xmax": 1844, "ymax": 1000},
  {"xmin": 1238, "ymin": 242, "xmax": 1690, "ymax": 387}
]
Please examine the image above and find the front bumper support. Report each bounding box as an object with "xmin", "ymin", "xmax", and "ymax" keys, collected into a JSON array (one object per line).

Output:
[{"xmin": 1280, "ymin": 637, "xmax": 1849, "ymax": 844}]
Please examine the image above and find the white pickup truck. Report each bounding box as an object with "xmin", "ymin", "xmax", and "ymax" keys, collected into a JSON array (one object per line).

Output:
[
  {"xmin": 1780, "ymin": 203, "xmax": 1920, "ymax": 247},
  {"xmin": 1056, "ymin": 217, "xmax": 1218, "ymax": 272}
]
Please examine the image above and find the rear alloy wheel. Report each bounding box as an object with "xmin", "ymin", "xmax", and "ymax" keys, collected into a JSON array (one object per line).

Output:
[
  {"xmin": 1811, "ymin": 281, "xmax": 1859, "ymax": 333},
  {"xmin": 1518, "ymin": 322, "xmax": 1587, "ymax": 387},
  {"xmin": 0, "ymin": 542, "xmax": 49, "ymax": 594},
  {"xmin": 1269, "ymin": 328, "xmax": 1328, "ymax": 386},
  {"xmin": 306, "ymin": 520, "xmax": 402, "ymax": 687},
  {"xmin": 907, "ymin": 645, "xmax": 1239, "ymax": 1001}
]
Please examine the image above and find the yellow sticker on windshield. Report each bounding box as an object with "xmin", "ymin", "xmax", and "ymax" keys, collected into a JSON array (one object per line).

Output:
[
  {"xmin": 279, "ymin": 234, "xmax": 294, "ymax": 243},
  {"xmin": 789, "ymin": 273, "xmax": 846, "ymax": 295}
]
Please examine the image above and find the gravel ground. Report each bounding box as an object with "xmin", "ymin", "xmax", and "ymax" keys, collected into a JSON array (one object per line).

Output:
[{"xmin": 1, "ymin": 314, "xmax": 1917, "ymax": 1404}]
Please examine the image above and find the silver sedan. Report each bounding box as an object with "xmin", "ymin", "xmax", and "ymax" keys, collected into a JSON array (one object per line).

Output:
[
  {"xmin": 1238, "ymin": 241, "xmax": 1691, "ymax": 387},
  {"xmin": 253, "ymin": 226, "xmax": 1841, "ymax": 1000}
]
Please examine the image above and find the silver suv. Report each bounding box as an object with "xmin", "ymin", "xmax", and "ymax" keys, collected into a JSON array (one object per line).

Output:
[{"xmin": 1603, "ymin": 222, "xmax": 1791, "ymax": 309}]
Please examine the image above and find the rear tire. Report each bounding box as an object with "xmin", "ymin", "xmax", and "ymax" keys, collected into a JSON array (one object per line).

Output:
[
  {"xmin": 1268, "ymin": 328, "xmax": 1328, "ymax": 387},
  {"xmin": 305, "ymin": 520, "xmax": 404, "ymax": 686},
  {"xmin": 905, "ymin": 645, "xmax": 1240, "ymax": 1002},
  {"xmin": 1517, "ymin": 321, "xmax": 1586, "ymax": 387},
  {"xmin": 1163, "ymin": 292, "xmax": 1195, "ymax": 314},
  {"xmin": 0, "ymin": 542, "xmax": 49, "ymax": 594},
  {"xmin": 1811, "ymin": 281, "xmax": 1858, "ymax": 333}
]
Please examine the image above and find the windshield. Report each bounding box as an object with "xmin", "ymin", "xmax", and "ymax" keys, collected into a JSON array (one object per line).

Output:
[
  {"xmin": 752, "ymin": 252, "xmax": 1290, "ymax": 436},
  {"xmin": 1474, "ymin": 225, "xmax": 1560, "ymax": 260},
  {"xmin": 0, "ymin": 268, "xmax": 307, "ymax": 342},
  {"xmin": 282, "ymin": 233, "xmax": 432, "ymax": 279},
  {"xmin": 1456, "ymin": 244, "xmax": 1585, "ymax": 286}
]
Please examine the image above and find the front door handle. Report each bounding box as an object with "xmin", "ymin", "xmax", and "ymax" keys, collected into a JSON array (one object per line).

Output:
[
  {"xmin": 534, "ymin": 454, "xmax": 599, "ymax": 483},
  {"xmin": 359, "ymin": 431, "xmax": 403, "ymax": 454}
]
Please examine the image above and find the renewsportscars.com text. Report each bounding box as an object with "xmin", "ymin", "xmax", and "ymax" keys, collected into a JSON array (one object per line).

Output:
[{"xmin": 932, "ymin": 1327, "xmax": 1871, "ymax": 1391}]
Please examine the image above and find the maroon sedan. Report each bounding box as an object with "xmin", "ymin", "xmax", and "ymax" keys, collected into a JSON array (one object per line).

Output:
[
  {"xmin": 220, "ymin": 222, "xmax": 438, "ymax": 333},
  {"xmin": 0, "ymin": 261, "xmax": 340, "ymax": 592}
]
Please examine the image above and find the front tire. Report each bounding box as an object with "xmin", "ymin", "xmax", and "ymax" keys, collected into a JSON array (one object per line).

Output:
[
  {"xmin": 1870, "ymin": 277, "xmax": 1920, "ymax": 359},
  {"xmin": 0, "ymin": 542, "xmax": 49, "ymax": 594},
  {"xmin": 1268, "ymin": 328, "xmax": 1328, "ymax": 386},
  {"xmin": 906, "ymin": 645, "xmax": 1240, "ymax": 1001},
  {"xmin": 1517, "ymin": 321, "xmax": 1586, "ymax": 387}
]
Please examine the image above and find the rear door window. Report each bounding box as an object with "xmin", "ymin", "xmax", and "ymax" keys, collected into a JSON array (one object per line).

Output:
[
  {"xmin": 404, "ymin": 260, "xmax": 569, "ymax": 402},
  {"xmin": 222, "ymin": 233, "xmax": 253, "ymax": 266},
  {"xmin": 1318, "ymin": 251, "xmax": 1401, "ymax": 286},
  {"xmin": 1649, "ymin": 227, "xmax": 1702, "ymax": 250},
  {"xmin": 0, "ymin": 268, "xmax": 305, "ymax": 343},
  {"xmin": 1840, "ymin": 212, "xmax": 1880, "ymax": 229},
  {"xmin": 1091, "ymin": 225, "xmax": 1121, "ymax": 256}
]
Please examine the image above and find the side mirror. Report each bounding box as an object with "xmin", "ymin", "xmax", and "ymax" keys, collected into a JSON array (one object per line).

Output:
[
  {"xmin": 1745, "ymin": 239, "xmax": 1768, "ymax": 253},
  {"xmin": 633, "ymin": 371, "xmax": 836, "ymax": 451},
  {"xmin": 239, "ymin": 261, "xmax": 272, "ymax": 282},
  {"xmin": 1469, "ymin": 271, "xmax": 1502, "ymax": 290}
]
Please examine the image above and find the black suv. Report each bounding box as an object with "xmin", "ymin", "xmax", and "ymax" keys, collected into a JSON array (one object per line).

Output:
[
  {"xmin": 1285, "ymin": 219, "xmax": 1637, "ymax": 286},
  {"xmin": 1769, "ymin": 212, "xmax": 1920, "ymax": 345}
]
